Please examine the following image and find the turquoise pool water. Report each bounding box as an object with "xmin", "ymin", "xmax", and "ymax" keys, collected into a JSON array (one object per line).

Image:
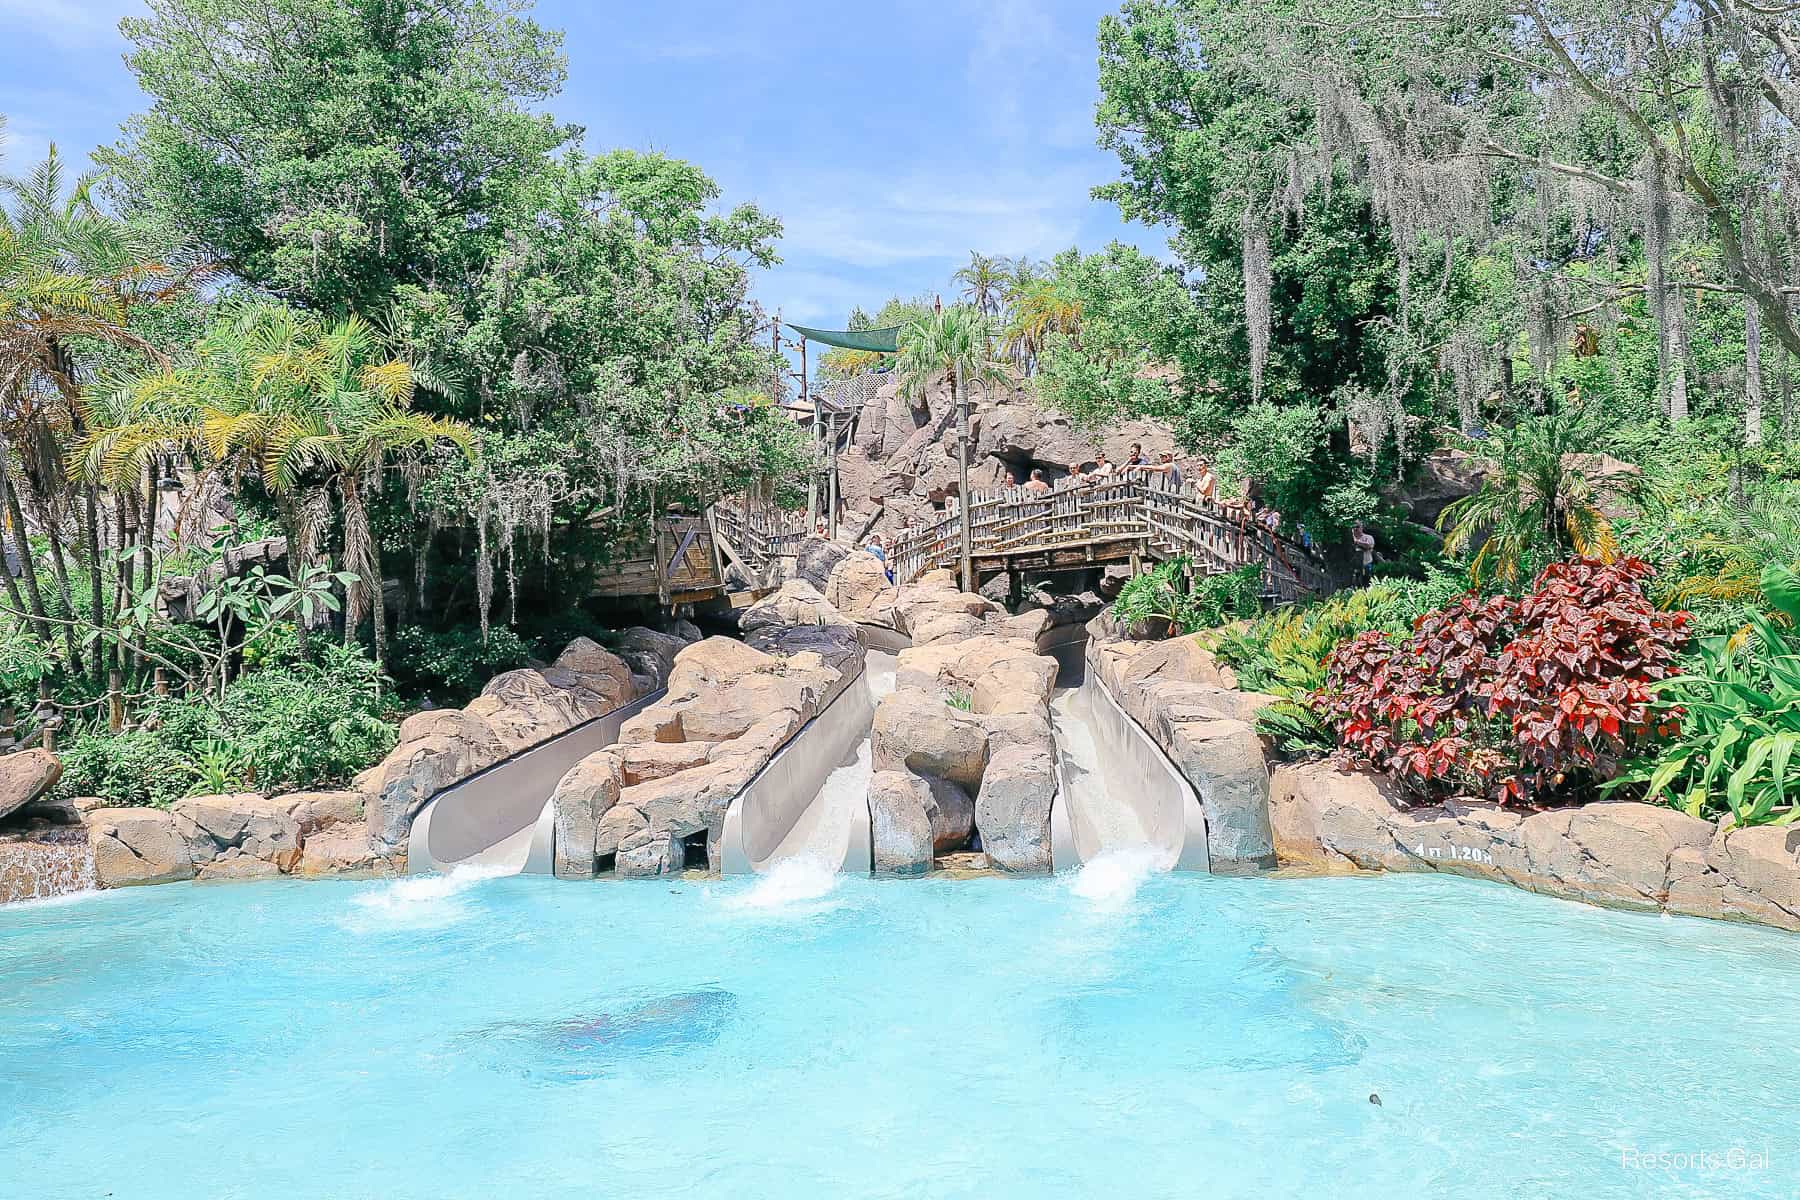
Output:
[{"xmin": 2, "ymin": 859, "xmax": 1796, "ymax": 1199}]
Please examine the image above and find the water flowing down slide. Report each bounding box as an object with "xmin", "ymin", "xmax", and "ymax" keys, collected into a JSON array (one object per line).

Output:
[
  {"xmin": 1049, "ymin": 669, "xmax": 1210, "ymax": 873},
  {"xmin": 718, "ymin": 652, "xmax": 894, "ymax": 876}
]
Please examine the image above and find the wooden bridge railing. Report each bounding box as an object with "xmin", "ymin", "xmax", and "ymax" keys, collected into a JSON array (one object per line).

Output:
[{"xmin": 887, "ymin": 476, "xmax": 1337, "ymax": 604}]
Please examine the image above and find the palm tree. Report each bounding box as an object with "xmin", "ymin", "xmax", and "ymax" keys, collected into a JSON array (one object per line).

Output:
[
  {"xmin": 895, "ymin": 306, "xmax": 1008, "ymax": 590},
  {"xmin": 2, "ymin": 143, "xmax": 186, "ymax": 677},
  {"xmin": 1437, "ymin": 404, "xmax": 1654, "ymax": 588},
  {"xmin": 1001, "ymin": 275, "xmax": 1081, "ymax": 375},
  {"xmin": 953, "ymin": 253, "xmax": 1009, "ymax": 319},
  {"xmin": 82, "ymin": 303, "xmax": 476, "ymax": 668}
]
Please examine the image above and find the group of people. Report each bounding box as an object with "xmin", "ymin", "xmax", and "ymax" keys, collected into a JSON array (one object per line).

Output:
[{"xmin": 853, "ymin": 440, "xmax": 1379, "ymax": 582}]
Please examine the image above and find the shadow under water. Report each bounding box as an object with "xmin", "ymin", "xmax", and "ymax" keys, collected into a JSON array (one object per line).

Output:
[{"xmin": 464, "ymin": 988, "xmax": 739, "ymax": 1081}]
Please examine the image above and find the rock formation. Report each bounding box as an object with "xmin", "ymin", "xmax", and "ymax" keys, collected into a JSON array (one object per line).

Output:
[
  {"xmin": 550, "ymin": 581, "xmax": 866, "ymax": 879},
  {"xmin": 861, "ymin": 568, "xmax": 1063, "ymax": 875}
]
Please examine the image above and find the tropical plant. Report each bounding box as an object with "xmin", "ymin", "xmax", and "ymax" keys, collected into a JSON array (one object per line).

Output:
[
  {"xmin": 1438, "ymin": 405, "xmax": 1655, "ymax": 588},
  {"xmin": 953, "ymin": 252, "xmax": 1010, "ymax": 318},
  {"xmin": 1316, "ymin": 558, "xmax": 1689, "ymax": 804},
  {"xmin": 1609, "ymin": 564, "xmax": 1800, "ymax": 828},
  {"xmin": 895, "ymin": 306, "xmax": 1008, "ymax": 587}
]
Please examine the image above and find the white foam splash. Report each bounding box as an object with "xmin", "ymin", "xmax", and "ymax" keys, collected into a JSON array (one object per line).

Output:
[
  {"xmin": 344, "ymin": 861, "xmax": 511, "ymax": 929},
  {"xmin": 721, "ymin": 855, "xmax": 842, "ymax": 915},
  {"xmin": 1069, "ymin": 846, "xmax": 1163, "ymax": 908}
]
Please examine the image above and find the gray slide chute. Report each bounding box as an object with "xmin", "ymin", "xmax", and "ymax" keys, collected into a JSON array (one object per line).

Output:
[
  {"xmin": 407, "ymin": 691, "xmax": 665, "ymax": 875},
  {"xmin": 1049, "ymin": 668, "xmax": 1209, "ymax": 873},
  {"xmin": 719, "ymin": 652, "xmax": 893, "ymax": 875}
]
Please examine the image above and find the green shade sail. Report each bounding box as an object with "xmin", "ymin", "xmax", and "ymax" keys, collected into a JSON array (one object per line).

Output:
[{"xmin": 786, "ymin": 323, "xmax": 901, "ymax": 353}]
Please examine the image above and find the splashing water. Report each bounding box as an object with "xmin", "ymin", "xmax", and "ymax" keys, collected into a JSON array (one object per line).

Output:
[
  {"xmin": 344, "ymin": 861, "xmax": 511, "ymax": 930},
  {"xmin": 1069, "ymin": 845, "xmax": 1163, "ymax": 908},
  {"xmin": 720, "ymin": 855, "xmax": 842, "ymax": 914}
]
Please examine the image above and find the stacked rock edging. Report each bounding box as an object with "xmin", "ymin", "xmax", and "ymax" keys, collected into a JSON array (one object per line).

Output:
[
  {"xmin": 1084, "ymin": 622, "xmax": 1279, "ymax": 870},
  {"xmin": 65, "ymin": 629, "xmax": 686, "ymax": 891},
  {"xmin": 550, "ymin": 581, "xmax": 866, "ymax": 879},
  {"xmin": 1270, "ymin": 760, "xmax": 1800, "ymax": 931},
  {"xmin": 854, "ymin": 564, "xmax": 1062, "ymax": 875}
]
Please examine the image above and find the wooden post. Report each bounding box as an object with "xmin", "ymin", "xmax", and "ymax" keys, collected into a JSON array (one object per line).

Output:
[
  {"xmin": 36, "ymin": 680, "xmax": 56, "ymax": 754},
  {"xmin": 107, "ymin": 669, "xmax": 124, "ymax": 734},
  {"xmin": 827, "ymin": 409, "xmax": 840, "ymax": 540},
  {"xmin": 0, "ymin": 703, "xmax": 14, "ymax": 753},
  {"xmin": 154, "ymin": 667, "xmax": 169, "ymax": 696},
  {"xmin": 956, "ymin": 359, "xmax": 973, "ymax": 593},
  {"xmin": 804, "ymin": 336, "xmax": 820, "ymax": 528}
]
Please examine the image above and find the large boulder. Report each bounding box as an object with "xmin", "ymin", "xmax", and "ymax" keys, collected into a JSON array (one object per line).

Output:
[
  {"xmin": 362, "ymin": 710, "xmax": 506, "ymax": 851},
  {"xmin": 1161, "ymin": 718, "xmax": 1274, "ymax": 868},
  {"xmin": 171, "ymin": 792, "xmax": 303, "ymax": 872},
  {"xmin": 0, "ymin": 748, "xmax": 61, "ymax": 822},
  {"xmin": 974, "ymin": 745, "xmax": 1055, "ymax": 874},
  {"xmin": 871, "ymin": 692, "xmax": 988, "ymax": 789},
  {"xmin": 278, "ymin": 790, "xmax": 364, "ymax": 838},
  {"xmin": 549, "ymin": 750, "xmax": 624, "ymax": 879},
  {"xmin": 868, "ymin": 771, "xmax": 936, "ymax": 876},
  {"xmin": 617, "ymin": 828, "xmax": 687, "ymax": 877},
  {"xmin": 464, "ymin": 666, "xmax": 604, "ymax": 755},
  {"xmin": 744, "ymin": 622, "xmax": 864, "ymax": 686},
  {"xmin": 825, "ymin": 552, "xmax": 902, "ymax": 630},
  {"xmin": 614, "ymin": 626, "xmax": 692, "ymax": 690},
  {"xmin": 666, "ymin": 637, "xmax": 780, "ymax": 698},
  {"xmin": 86, "ymin": 808, "xmax": 195, "ymax": 887},
  {"xmin": 553, "ymin": 638, "xmax": 638, "ymax": 711},
  {"xmin": 677, "ymin": 672, "xmax": 823, "ymax": 743},
  {"xmin": 295, "ymin": 828, "xmax": 397, "ymax": 878},
  {"xmin": 617, "ymin": 755, "xmax": 764, "ymax": 857},
  {"xmin": 739, "ymin": 579, "xmax": 842, "ymax": 634}
]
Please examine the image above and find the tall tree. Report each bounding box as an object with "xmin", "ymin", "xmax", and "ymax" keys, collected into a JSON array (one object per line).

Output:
[{"xmin": 102, "ymin": 0, "xmax": 573, "ymax": 316}]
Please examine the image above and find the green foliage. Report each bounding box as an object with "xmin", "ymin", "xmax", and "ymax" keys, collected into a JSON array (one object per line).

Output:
[
  {"xmin": 52, "ymin": 645, "xmax": 398, "ymax": 808},
  {"xmin": 1438, "ymin": 403, "xmax": 1653, "ymax": 589},
  {"xmin": 1610, "ymin": 592, "xmax": 1800, "ymax": 829},
  {"xmin": 1033, "ymin": 243, "xmax": 1204, "ymax": 428},
  {"xmin": 1111, "ymin": 560, "xmax": 1263, "ymax": 638},
  {"xmin": 1215, "ymin": 569, "xmax": 1467, "ymax": 752},
  {"xmin": 103, "ymin": 0, "xmax": 573, "ymax": 315},
  {"xmin": 389, "ymin": 624, "xmax": 534, "ymax": 705}
]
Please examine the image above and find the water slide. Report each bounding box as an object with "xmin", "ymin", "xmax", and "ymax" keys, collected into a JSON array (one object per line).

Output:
[
  {"xmin": 718, "ymin": 652, "xmax": 893, "ymax": 875},
  {"xmin": 406, "ymin": 691, "xmax": 666, "ymax": 876},
  {"xmin": 1048, "ymin": 662, "xmax": 1210, "ymax": 874}
]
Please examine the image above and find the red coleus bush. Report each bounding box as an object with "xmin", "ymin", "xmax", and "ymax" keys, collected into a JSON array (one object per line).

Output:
[{"xmin": 1314, "ymin": 558, "xmax": 1688, "ymax": 804}]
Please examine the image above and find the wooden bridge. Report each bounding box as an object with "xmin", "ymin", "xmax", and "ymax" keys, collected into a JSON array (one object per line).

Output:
[
  {"xmin": 592, "ymin": 477, "xmax": 1336, "ymax": 608},
  {"xmin": 886, "ymin": 477, "xmax": 1336, "ymax": 603}
]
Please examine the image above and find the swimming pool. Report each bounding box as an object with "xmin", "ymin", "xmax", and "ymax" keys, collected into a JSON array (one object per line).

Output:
[{"xmin": 2, "ymin": 859, "xmax": 1795, "ymax": 1199}]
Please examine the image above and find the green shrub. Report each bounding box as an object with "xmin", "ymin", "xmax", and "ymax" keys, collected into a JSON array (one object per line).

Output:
[
  {"xmin": 1213, "ymin": 568, "xmax": 1467, "ymax": 754},
  {"xmin": 51, "ymin": 644, "xmax": 398, "ymax": 808},
  {"xmin": 388, "ymin": 624, "xmax": 534, "ymax": 704},
  {"xmin": 1110, "ymin": 559, "xmax": 1263, "ymax": 638},
  {"xmin": 1609, "ymin": 566, "xmax": 1800, "ymax": 827}
]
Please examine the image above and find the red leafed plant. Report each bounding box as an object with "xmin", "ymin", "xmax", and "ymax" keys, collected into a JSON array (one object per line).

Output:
[{"xmin": 1313, "ymin": 557, "xmax": 1688, "ymax": 805}]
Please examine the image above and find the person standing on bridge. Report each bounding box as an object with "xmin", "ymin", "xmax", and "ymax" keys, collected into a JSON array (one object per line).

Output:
[
  {"xmin": 1082, "ymin": 451, "xmax": 1115, "ymax": 483},
  {"xmin": 864, "ymin": 533, "xmax": 893, "ymax": 583},
  {"xmin": 1022, "ymin": 468, "xmax": 1052, "ymax": 495},
  {"xmin": 1144, "ymin": 450, "xmax": 1183, "ymax": 492}
]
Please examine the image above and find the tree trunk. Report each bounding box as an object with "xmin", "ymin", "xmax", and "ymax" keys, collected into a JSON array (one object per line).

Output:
[
  {"xmin": 85, "ymin": 486, "xmax": 105, "ymax": 686},
  {"xmin": 1668, "ymin": 287, "xmax": 1690, "ymax": 423},
  {"xmin": 280, "ymin": 498, "xmax": 311, "ymax": 662},
  {"xmin": 955, "ymin": 362, "xmax": 972, "ymax": 593},
  {"xmin": 24, "ymin": 488, "xmax": 85, "ymax": 676},
  {"xmin": 1746, "ymin": 293, "xmax": 1763, "ymax": 446},
  {"xmin": 0, "ymin": 445, "xmax": 57, "ymax": 652}
]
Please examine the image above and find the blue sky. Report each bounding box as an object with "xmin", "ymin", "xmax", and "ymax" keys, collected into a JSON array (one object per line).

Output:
[{"xmin": 0, "ymin": 0, "xmax": 1165, "ymax": 330}]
